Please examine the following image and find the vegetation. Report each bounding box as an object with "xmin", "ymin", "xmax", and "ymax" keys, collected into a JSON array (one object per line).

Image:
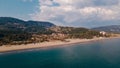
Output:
[
  {"xmin": 0, "ymin": 30, "xmax": 32, "ymax": 46},
  {"xmin": 0, "ymin": 17, "xmax": 111, "ymax": 46},
  {"xmin": 0, "ymin": 17, "xmax": 55, "ymax": 46},
  {"xmin": 49, "ymin": 26, "xmax": 102, "ymax": 39}
]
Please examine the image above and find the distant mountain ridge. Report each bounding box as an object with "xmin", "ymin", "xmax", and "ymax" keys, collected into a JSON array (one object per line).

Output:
[
  {"xmin": 0, "ymin": 17, "xmax": 55, "ymax": 33},
  {"xmin": 92, "ymin": 25, "xmax": 120, "ymax": 33}
]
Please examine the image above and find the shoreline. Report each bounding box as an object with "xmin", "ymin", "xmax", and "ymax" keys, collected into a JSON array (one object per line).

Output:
[{"xmin": 0, "ymin": 37, "xmax": 119, "ymax": 53}]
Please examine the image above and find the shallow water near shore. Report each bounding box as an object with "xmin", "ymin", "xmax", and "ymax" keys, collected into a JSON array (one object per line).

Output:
[{"xmin": 0, "ymin": 38, "xmax": 120, "ymax": 68}]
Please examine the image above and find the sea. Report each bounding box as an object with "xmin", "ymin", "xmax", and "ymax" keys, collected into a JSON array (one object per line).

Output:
[{"xmin": 0, "ymin": 38, "xmax": 120, "ymax": 68}]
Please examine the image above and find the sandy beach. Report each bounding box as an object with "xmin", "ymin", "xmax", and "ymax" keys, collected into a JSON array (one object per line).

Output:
[{"xmin": 0, "ymin": 37, "xmax": 118, "ymax": 53}]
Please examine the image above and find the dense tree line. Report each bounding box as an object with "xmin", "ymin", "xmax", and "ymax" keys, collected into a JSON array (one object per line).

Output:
[{"xmin": 0, "ymin": 30, "xmax": 32, "ymax": 46}]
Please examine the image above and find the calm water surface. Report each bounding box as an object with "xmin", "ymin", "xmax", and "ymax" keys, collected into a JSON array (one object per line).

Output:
[{"xmin": 0, "ymin": 38, "xmax": 120, "ymax": 68}]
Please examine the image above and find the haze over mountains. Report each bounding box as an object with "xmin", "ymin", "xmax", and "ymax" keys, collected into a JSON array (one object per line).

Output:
[{"xmin": 92, "ymin": 25, "xmax": 120, "ymax": 33}]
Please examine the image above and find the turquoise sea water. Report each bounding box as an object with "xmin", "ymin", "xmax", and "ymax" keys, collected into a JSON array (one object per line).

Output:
[{"xmin": 0, "ymin": 38, "xmax": 120, "ymax": 68}]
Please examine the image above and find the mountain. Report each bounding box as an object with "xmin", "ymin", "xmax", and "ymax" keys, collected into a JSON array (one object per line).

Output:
[
  {"xmin": 0, "ymin": 17, "xmax": 55, "ymax": 45},
  {"xmin": 27, "ymin": 21, "xmax": 55, "ymax": 28},
  {"xmin": 92, "ymin": 25, "xmax": 120, "ymax": 33},
  {"xmin": 0, "ymin": 17, "xmax": 55, "ymax": 32},
  {"xmin": 0, "ymin": 17, "xmax": 109, "ymax": 46}
]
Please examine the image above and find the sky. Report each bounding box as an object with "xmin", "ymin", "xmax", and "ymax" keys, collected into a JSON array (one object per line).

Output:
[{"xmin": 0, "ymin": 0, "xmax": 120, "ymax": 28}]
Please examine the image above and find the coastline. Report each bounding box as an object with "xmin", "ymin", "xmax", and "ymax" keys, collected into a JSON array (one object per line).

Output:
[{"xmin": 0, "ymin": 37, "xmax": 119, "ymax": 53}]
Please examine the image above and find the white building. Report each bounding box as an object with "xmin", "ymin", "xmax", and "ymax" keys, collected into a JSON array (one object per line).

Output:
[{"xmin": 100, "ymin": 31, "xmax": 106, "ymax": 35}]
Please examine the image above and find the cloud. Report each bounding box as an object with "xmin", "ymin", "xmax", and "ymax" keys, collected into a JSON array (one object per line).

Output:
[{"xmin": 31, "ymin": 0, "xmax": 120, "ymax": 27}]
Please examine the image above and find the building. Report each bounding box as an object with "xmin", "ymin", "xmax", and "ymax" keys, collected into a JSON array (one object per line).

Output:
[{"xmin": 100, "ymin": 31, "xmax": 106, "ymax": 35}]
